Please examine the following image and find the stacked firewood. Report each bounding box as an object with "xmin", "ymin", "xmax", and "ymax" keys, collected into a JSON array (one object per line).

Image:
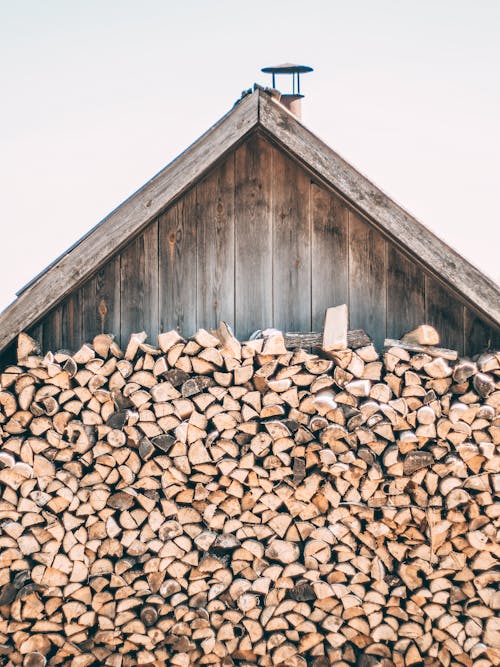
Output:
[{"xmin": 0, "ymin": 320, "xmax": 498, "ymax": 667}]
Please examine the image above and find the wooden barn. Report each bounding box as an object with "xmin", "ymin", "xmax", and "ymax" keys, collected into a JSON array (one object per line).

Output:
[
  {"xmin": 1, "ymin": 79, "xmax": 500, "ymax": 667},
  {"xmin": 0, "ymin": 84, "xmax": 499, "ymax": 360}
]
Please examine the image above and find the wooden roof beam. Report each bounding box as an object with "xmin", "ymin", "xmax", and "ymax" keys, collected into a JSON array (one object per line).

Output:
[
  {"xmin": 0, "ymin": 90, "xmax": 260, "ymax": 352},
  {"xmin": 257, "ymin": 89, "xmax": 500, "ymax": 329}
]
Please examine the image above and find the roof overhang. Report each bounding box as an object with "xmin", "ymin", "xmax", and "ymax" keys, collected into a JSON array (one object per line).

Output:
[
  {"xmin": 257, "ymin": 91, "xmax": 500, "ymax": 330},
  {"xmin": 0, "ymin": 87, "xmax": 498, "ymax": 353}
]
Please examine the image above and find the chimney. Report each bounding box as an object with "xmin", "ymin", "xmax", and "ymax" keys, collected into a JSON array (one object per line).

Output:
[{"xmin": 261, "ymin": 63, "xmax": 313, "ymax": 119}]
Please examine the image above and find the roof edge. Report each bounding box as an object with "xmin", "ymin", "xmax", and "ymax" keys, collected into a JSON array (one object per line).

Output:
[
  {"xmin": 0, "ymin": 89, "xmax": 260, "ymax": 353},
  {"xmin": 257, "ymin": 90, "xmax": 500, "ymax": 329},
  {"xmin": 1, "ymin": 85, "xmax": 498, "ymax": 355}
]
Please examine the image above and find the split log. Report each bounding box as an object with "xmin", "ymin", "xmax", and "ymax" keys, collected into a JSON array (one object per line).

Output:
[{"xmin": 322, "ymin": 304, "xmax": 348, "ymax": 351}]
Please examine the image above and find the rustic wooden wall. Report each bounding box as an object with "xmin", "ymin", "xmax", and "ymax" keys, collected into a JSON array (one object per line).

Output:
[{"xmin": 25, "ymin": 132, "xmax": 499, "ymax": 357}]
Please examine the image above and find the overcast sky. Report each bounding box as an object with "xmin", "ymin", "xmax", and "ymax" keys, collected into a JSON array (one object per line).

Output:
[{"xmin": 1, "ymin": 0, "xmax": 499, "ymax": 313}]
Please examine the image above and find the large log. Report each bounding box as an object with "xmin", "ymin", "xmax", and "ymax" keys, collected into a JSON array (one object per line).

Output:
[{"xmin": 285, "ymin": 328, "xmax": 372, "ymax": 349}]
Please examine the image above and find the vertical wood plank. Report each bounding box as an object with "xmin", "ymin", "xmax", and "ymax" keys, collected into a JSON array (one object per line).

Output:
[
  {"xmin": 311, "ymin": 183, "xmax": 348, "ymax": 331},
  {"xmin": 386, "ymin": 246, "xmax": 425, "ymax": 339},
  {"xmin": 159, "ymin": 190, "xmax": 197, "ymax": 336},
  {"xmin": 234, "ymin": 135, "xmax": 273, "ymax": 338},
  {"xmin": 61, "ymin": 290, "xmax": 82, "ymax": 352},
  {"xmin": 81, "ymin": 256, "xmax": 122, "ymax": 345},
  {"xmin": 464, "ymin": 309, "xmax": 497, "ymax": 356},
  {"xmin": 0, "ymin": 343, "xmax": 16, "ymax": 368},
  {"xmin": 43, "ymin": 307, "xmax": 63, "ymax": 353},
  {"xmin": 348, "ymin": 212, "xmax": 387, "ymax": 350},
  {"xmin": 196, "ymin": 154, "xmax": 235, "ymax": 330},
  {"xmin": 120, "ymin": 221, "xmax": 159, "ymax": 345},
  {"xmin": 425, "ymin": 276, "xmax": 464, "ymax": 354},
  {"xmin": 272, "ymin": 149, "xmax": 311, "ymax": 332},
  {"xmin": 492, "ymin": 328, "xmax": 500, "ymax": 350}
]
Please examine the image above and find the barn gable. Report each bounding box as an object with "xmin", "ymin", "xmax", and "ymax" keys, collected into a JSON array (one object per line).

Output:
[{"xmin": 1, "ymin": 87, "xmax": 499, "ymax": 361}]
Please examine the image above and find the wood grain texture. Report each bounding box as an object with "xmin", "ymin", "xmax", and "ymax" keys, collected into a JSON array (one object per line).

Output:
[
  {"xmin": 426, "ymin": 276, "xmax": 464, "ymax": 354},
  {"xmin": 42, "ymin": 307, "xmax": 63, "ymax": 353},
  {"xmin": 258, "ymin": 90, "xmax": 500, "ymax": 329},
  {"xmin": 196, "ymin": 155, "xmax": 235, "ymax": 330},
  {"xmin": 234, "ymin": 134, "xmax": 273, "ymax": 338},
  {"xmin": 0, "ymin": 91, "xmax": 259, "ymax": 352},
  {"xmin": 348, "ymin": 212, "xmax": 387, "ymax": 350},
  {"xmin": 311, "ymin": 183, "xmax": 348, "ymax": 330},
  {"xmin": 387, "ymin": 246, "xmax": 425, "ymax": 340},
  {"xmin": 272, "ymin": 148, "xmax": 311, "ymax": 332},
  {"xmin": 0, "ymin": 342, "xmax": 15, "ymax": 367},
  {"xmin": 120, "ymin": 221, "xmax": 159, "ymax": 344},
  {"xmin": 81, "ymin": 256, "xmax": 121, "ymax": 343},
  {"xmin": 159, "ymin": 190, "xmax": 197, "ymax": 335},
  {"xmin": 492, "ymin": 328, "xmax": 500, "ymax": 350},
  {"xmin": 61, "ymin": 291, "xmax": 82, "ymax": 352},
  {"xmin": 464, "ymin": 309, "xmax": 497, "ymax": 356}
]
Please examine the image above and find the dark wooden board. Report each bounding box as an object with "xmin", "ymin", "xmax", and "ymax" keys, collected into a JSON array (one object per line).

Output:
[
  {"xmin": 464, "ymin": 309, "xmax": 498, "ymax": 356},
  {"xmin": 196, "ymin": 154, "xmax": 235, "ymax": 331},
  {"xmin": 492, "ymin": 328, "xmax": 500, "ymax": 350},
  {"xmin": 61, "ymin": 291, "xmax": 82, "ymax": 352},
  {"xmin": 386, "ymin": 246, "xmax": 425, "ymax": 339},
  {"xmin": 42, "ymin": 306, "xmax": 63, "ymax": 353},
  {"xmin": 159, "ymin": 189, "xmax": 197, "ymax": 336},
  {"xmin": 234, "ymin": 135, "xmax": 273, "ymax": 338},
  {"xmin": 311, "ymin": 183, "xmax": 348, "ymax": 331},
  {"xmin": 426, "ymin": 276, "xmax": 464, "ymax": 354},
  {"xmin": 120, "ymin": 221, "xmax": 159, "ymax": 345},
  {"xmin": 81, "ymin": 256, "xmax": 122, "ymax": 345},
  {"xmin": 272, "ymin": 147, "xmax": 311, "ymax": 332},
  {"xmin": 348, "ymin": 212, "xmax": 387, "ymax": 350},
  {"xmin": 0, "ymin": 342, "xmax": 16, "ymax": 368}
]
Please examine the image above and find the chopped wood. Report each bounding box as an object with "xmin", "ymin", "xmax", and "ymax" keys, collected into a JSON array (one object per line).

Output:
[
  {"xmin": 473, "ymin": 372, "xmax": 495, "ymax": 397},
  {"xmin": 322, "ymin": 304, "xmax": 348, "ymax": 351},
  {"xmin": 403, "ymin": 450, "xmax": 434, "ymax": 475},
  {"xmin": 401, "ymin": 324, "xmax": 440, "ymax": 346},
  {"xmin": 17, "ymin": 332, "xmax": 40, "ymax": 360},
  {"xmin": 0, "ymin": 325, "xmax": 497, "ymax": 666}
]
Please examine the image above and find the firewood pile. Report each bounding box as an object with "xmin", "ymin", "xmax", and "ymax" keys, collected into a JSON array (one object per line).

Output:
[{"xmin": 0, "ymin": 316, "xmax": 499, "ymax": 667}]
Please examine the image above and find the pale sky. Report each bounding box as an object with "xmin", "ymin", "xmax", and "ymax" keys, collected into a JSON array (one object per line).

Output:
[{"xmin": 1, "ymin": 0, "xmax": 499, "ymax": 313}]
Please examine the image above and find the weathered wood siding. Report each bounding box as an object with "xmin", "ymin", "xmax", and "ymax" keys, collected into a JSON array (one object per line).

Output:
[{"xmin": 24, "ymin": 133, "xmax": 499, "ymax": 357}]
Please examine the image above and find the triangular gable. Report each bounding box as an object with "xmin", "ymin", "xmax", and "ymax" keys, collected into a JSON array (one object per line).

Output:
[{"xmin": 0, "ymin": 87, "xmax": 498, "ymax": 353}]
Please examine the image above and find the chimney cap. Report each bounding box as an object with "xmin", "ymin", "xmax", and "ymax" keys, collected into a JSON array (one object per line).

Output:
[
  {"xmin": 261, "ymin": 63, "xmax": 313, "ymax": 74},
  {"xmin": 261, "ymin": 63, "xmax": 313, "ymax": 119}
]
